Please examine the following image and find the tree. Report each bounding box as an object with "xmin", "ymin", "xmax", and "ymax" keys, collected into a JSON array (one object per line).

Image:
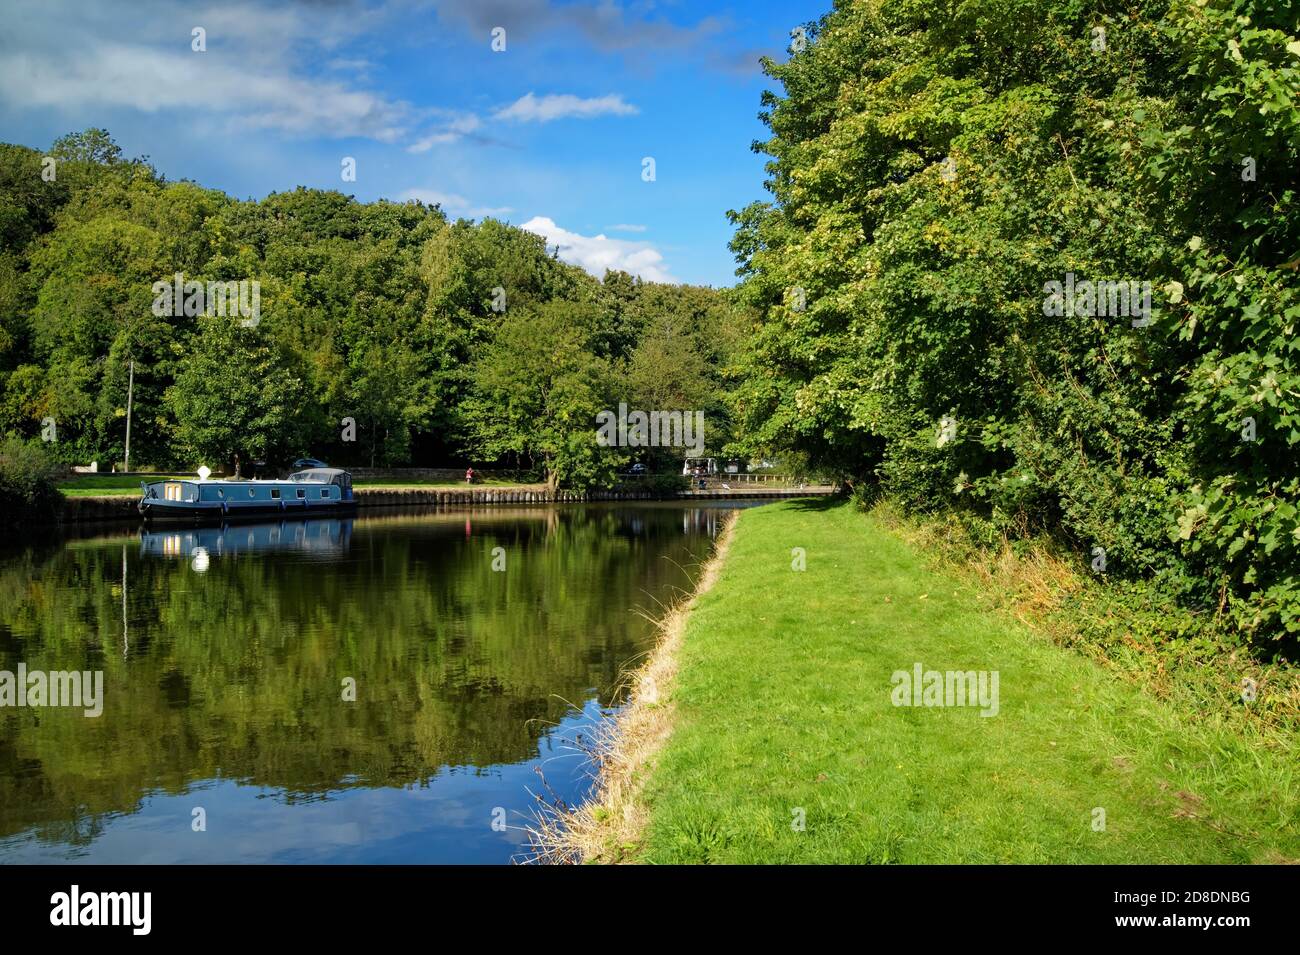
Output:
[
  {"xmin": 51, "ymin": 128, "xmax": 123, "ymax": 166},
  {"xmin": 0, "ymin": 129, "xmax": 744, "ymax": 493},
  {"xmin": 463, "ymin": 301, "xmax": 618, "ymax": 490},
  {"xmin": 345, "ymin": 342, "xmax": 425, "ymax": 467},
  {"xmin": 729, "ymin": 0, "xmax": 1300, "ymax": 643},
  {"xmin": 167, "ymin": 317, "xmax": 309, "ymax": 474}
]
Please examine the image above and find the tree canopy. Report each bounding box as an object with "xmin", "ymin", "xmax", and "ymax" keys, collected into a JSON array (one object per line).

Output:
[
  {"xmin": 729, "ymin": 0, "xmax": 1300, "ymax": 645},
  {"xmin": 0, "ymin": 133, "xmax": 742, "ymax": 485}
]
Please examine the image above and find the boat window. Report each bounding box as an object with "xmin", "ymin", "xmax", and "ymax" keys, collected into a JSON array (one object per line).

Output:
[
  {"xmin": 296, "ymin": 488, "xmax": 305, "ymax": 499},
  {"xmin": 164, "ymin": 483, "xmax": 183, "ymax": 501},
  {"xmin": 249, "ymin": 488, "xmax": 256, "ymax": 498},
  {"xmin": 271, "ymin": 488, "xmax": 281, "ymax": 500}
]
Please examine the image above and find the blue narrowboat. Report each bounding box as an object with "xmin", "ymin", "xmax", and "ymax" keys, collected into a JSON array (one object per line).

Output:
[{"xmin": 139, "ymin": 468, "xmax": 355, "ymax": 522}]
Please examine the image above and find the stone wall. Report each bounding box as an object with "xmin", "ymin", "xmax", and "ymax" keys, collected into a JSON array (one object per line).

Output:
[{"xmin": 56, "ymin": 485, "xmax": 836, "ymax": 524}]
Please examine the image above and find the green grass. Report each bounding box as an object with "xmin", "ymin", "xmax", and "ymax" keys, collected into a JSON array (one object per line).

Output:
[
  {"xmin": 636, "ymin": 499, "xmax": 1299, "ymax": 863},
  {"xmin": 55, "ymin": 476, "xmax": 529, "ymax": 497},
  {"xmin": 56, "ymin": 475, "xmax": 189, "ymax": 497}
]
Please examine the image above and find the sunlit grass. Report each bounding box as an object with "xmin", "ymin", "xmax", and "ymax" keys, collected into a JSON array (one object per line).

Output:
[
  {"xmin": 56, "ymin": 475, "xmax": 188, "ymax": 497},
  {"xmin": 634, "ymin": 499, "xmax": 1299, "ymax": 863},
  {"xmin": 55, "ymin": 475, "xmax": 530, "ymax": 497}
]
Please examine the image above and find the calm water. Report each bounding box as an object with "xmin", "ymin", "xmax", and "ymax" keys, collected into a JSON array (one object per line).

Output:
[{"xmin": 0, "ymin": 503, "xmax": 739, "ymax": 863}]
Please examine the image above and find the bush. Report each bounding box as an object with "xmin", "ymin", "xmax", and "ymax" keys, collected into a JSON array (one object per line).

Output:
[
  {"xmin": 0, "ymin": 439, "xmax": 60, "ymax": 523},
  {"xmin": 620, "ymin": 472, "xmax": 690, "ymax": 495}
]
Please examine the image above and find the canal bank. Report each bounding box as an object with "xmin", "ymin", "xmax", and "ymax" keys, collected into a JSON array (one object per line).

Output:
[
  {"xmin": 531, "ymin": 512, "xmax": 739, "ymax": 864},
  {"xmin": 57, "ymin": 485, "xmax": 836, "ymax": 525},
  {"xmin": 540, "ymin": 498, "xmax": 1300, "ymax": 864}
]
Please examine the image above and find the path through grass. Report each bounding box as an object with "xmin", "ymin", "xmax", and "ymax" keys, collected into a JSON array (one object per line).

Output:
[{"xmin": 634, "ymin": 500, "xmax": 1298, "ymax": 863}]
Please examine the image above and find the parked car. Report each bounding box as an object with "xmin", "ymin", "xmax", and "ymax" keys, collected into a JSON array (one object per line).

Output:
[
  {"xmin": 626, "ymin": 463, "xmax": 648, "ymax": 476},
  {"xmin": 292, "ymin": 457, "xmax": 329, "ymax": 470}
]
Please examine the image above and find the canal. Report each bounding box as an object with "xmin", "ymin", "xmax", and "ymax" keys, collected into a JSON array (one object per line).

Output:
[{"xmin": 0, "ymin": 502, "xmax": 747, "ymax": 863}]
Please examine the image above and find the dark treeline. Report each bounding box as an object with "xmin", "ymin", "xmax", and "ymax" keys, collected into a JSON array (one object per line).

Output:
[
  {"xmin": 729, "ymin": 0, "xmax": 1299, "ymax": 647},
  {"xmin": 0, "ymin": 130, "xmax": 743, "ymax": 488}
]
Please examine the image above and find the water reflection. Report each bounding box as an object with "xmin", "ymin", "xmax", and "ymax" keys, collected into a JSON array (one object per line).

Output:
[
  {"xmin": 0, "ymin": 502, "xmax": 745, "ymax": 863},
  {"xmin": 139, "ymin": 518, "xmax": 353, "ymax": 563}
]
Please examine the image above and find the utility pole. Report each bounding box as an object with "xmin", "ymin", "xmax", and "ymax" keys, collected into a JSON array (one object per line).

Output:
[
  {"xmin": 122, "ymin": 543, "xmax": 128, "ymax": 659},
  {"xmin": 124, "ymin": 359, "xmax": 134, "ymax": 472}
]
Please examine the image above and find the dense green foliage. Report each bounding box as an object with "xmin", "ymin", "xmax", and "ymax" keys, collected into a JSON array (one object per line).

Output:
[
  {"xmin": 730, "ymin": 0, "xmax": 1300, "ymax": 645},
  {"xmin": 0, "ymin": 131, "xmax": 740, "ymax": 487},
  {"xmin": 0, "ymin": 438, "xmax": 58, "ymax": 525}
]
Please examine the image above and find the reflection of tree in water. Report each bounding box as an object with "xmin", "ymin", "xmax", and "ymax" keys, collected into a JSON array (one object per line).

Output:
[
  {"xmin": 25, "ymin": 810, "xmax": 109, "ymax": 851},
  {"xmin": 0, "ymin": 506, "xmax": 720, "ymax": 845}
]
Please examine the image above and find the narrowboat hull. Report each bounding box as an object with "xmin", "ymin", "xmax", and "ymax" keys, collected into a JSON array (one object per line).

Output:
[{"xmin": 139, "ymin": 499, "xmax": 357, "ymax": 523}]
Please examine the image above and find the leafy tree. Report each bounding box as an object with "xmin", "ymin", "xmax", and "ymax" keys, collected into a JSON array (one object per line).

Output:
[
  {"xmin": 343, "ymin": 342, "xmax": 426, "ymax": 467},
  {"xmin": 0, "ymin": 129, "xmax": 741, "ymax": 490},
  {"xmin": 463, "ymin": 301, "xmax": 618, "ymax": 489},
  {"xmin": 729, "ymin": 0, "xmax": 1300, "ymax": 645},
  {"xmin": 0, "ymin": 143, "xmax": 70, "ymax": 253},
  {"xmin": 167, "ymin": 317, "xmax": 309, "ymax": 474},
  {"xmin": 51, "ymin": 128, "xmax": 122, "ymax": 166}
]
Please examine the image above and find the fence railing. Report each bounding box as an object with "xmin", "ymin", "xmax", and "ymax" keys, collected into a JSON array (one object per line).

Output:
[{"xmin": 620, "ymin": 472, "xmax": 803, "ymax": 487}]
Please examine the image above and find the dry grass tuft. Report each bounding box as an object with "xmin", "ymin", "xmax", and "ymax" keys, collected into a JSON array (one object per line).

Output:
[{"xmin": 524, "ymin": 516, "xmax": 737, "ymax": 864}]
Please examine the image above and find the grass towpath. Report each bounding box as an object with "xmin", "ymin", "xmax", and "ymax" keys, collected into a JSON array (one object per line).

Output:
[{"xmin": 631, "ymin": 499, "xmax": 1298, "ymax": 863}]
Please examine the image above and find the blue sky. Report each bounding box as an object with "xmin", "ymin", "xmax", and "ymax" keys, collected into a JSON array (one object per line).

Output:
[{"xmin": 0, "ymin": 0, "xmax": 829, "ymax": 286}]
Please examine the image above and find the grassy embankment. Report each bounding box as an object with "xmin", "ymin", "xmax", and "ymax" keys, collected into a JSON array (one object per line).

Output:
[{"xmin": 558, "ymin": 499, "xmax": 1299, "ymax": 864}]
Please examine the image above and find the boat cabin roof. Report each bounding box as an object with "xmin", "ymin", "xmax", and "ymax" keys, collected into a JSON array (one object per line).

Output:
[
  {"xmin": 148, "ymin": 468, "xmax": 351, "ymax": 486},
  {"xmin": 287, "ymin": 468, "xmax": 350, "ymax": 483}
]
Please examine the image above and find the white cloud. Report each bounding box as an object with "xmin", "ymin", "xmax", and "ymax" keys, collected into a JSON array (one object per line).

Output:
[
  {"xmin": 0, "ymin": 0, "xmax": 415, "ymax": 142},
  {"xmin": 399, "ymin": 188, "xmax": 513, "ymax": 219},
  {"xmin": 521, "ymin": 216, "xmax": 674, "ymax": 283},
  {"xmin": 493, "ymin": 92, "xmax": 637, "ymax": 123},
  {"xmin": 407, "ymin": 114, "xmax": 482, "ymax": 152},
  {"xmin": 0, "ymin": 43, "xmax": 415, "ymax": 141}
]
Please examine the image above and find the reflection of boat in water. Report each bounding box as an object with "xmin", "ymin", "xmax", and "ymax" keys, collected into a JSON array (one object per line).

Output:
[
  {"xmin": 140, "ymin": 517, "xmax": 353, "ymax": 560},
  {"xmin": 139, "ymin": 468, "xmax": 355, "ymax": 523}
]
